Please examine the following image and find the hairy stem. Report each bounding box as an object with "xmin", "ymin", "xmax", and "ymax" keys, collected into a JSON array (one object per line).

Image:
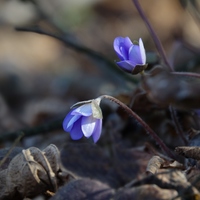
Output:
[
  {"xmin": 132, "ymin": 0, "xmax": 173, "ymax": 71},
  {"xmin": 101, "ymin": 95, "xmax": 176, "ymax": 160},
  {"xmin": 171, "ymin": 71, "xmax": 200, "ymax": 78},
  {"xmin": 132, "ymin": 0, "xmax": 194, "ymax": 146}
]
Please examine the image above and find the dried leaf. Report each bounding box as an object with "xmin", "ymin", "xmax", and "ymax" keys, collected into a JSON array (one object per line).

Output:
[
  {"xmin": 114, "ymin": 146, "xmax": 153, "ymax": 184},
  {"xmin": 0, "ymin": 144, "xmax": 69, "ymax": 199},
  {"xmin": 142, "ymin": 66, "xmax": 200, "ymax": 110},
  {"xmin": 60, "ymin": 143, "xmax": 118, "ymax": 187},
  {"xmin": 50, "ymin": 178, "xmax": 115, "ymax": 200},
  {"xmin": 128, "ymin": 169, "xmax": 199, "ymax": 199},
  {"xmin": 43, "ymin": 144, "xmax": 60, "ymax": 173},
  {"xmin": 175, "ymin": 146, "xmax": 200, "ymax": 160},
  {"xmin": 114, "ymin": 184, "xmax": 178, "ymax": 200},
  {"xmin": 187, "ymin": 167, "xmax": 200, "ymax": 191},
  {"xmin": 146, "ymin": 156, "xmax": 165, "ymax": 174},
  {"xmin": 23, "ymin": 147, "xmax": 57, "ymax": 192},
  {"xmin": 164, "ymin": 160, "xmax": 185, "ymax": 170}
]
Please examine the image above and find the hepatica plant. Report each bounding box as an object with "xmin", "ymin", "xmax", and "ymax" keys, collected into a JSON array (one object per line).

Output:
[
  {"xmin": 63, "ymin": 98, "xmax": 102, "ymax": 143},
  {"xmin": 113, "ymin": 37, "xmax": 147, "ymax": 74},
  {"xmin": 62, "ymin": 37, "xmax": 175, "ymax": 159}
]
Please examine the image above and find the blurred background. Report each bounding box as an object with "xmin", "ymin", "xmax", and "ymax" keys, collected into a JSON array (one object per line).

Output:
[{"xmin": 0, "ymin": 0, "xmax": 200, "ymax": 148}]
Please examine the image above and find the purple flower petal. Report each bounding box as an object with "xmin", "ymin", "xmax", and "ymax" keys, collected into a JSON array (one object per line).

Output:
[
  {"xmin": 92, "ymin": 119, "xmax": 102, "ymax": 143},
  {"xmin": 70, "ymin": 118, "xmax": 84, "ymax": 140},
  {"xmin": 113, "ymin": 37, "xmax": 146, "ymax": 74},
  {"xmin": 116, "ymin": 60, "xmax": 136, "ymax": 72},
  {"xmin": 139, "ymin": 38, "xmax": 146, "ymax": 65},
  {"xmin": 71, "ymin": 103, "xmax": 92, "ymax": 116},
  {"xmin": 81, "ymin": 116, "xmax": 97, "ymax": 137},
  {"xmin": 114, "ymin": 37, "xmax": 132, "ymax": 60},
  {"xmin": 124, "ymin": 37, "xmax": 133, "ymax": 48},
  {"xmin": 66, "ymin": 114, "xmax": 81, "ymax": 131},
  {"xmin": 63, "ymin": 110, "xmax": 73, "ymax": 131},
  {"xmin": 63, "ymin": 98, "xmax": 103, "ymax": 142},
  {"xmin": 129, "ymin": 45, "xmax": 144, "ymax": 65},
  {"xmin": 63, "ymin": 110, "xmax": 81, "ymax": 132}
]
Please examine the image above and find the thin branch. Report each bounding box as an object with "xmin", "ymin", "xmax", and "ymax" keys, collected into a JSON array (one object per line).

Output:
[
  {"xmin": 0, "ymin": 118, "xmax": 63, "ymax": 143},
  {"xmin": 101, "ymin": 95, "xmax": 176, "ymax": 160},
  {"xmin": 132, "ymin": 0, "xmax": 173, "ymax": 71},
  {"xmin": 132, "ymin": 0, "xmax": 200, "ymax": 147},
  {"xmin": 172, "ymin": 71, "xmax": 200, "ymax": 78},
  {"xmin": 15, "ymin": 27, "xmax": 137, "ymax": 84}
]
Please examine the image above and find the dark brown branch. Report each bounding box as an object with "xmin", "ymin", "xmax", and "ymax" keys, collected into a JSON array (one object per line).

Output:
[
  {"xmin": 15, "ymin": 27, "xmax": 137, "ymax": 84},
  {"xmin": 0, "ymin": 118, "xmax": 63, "ymax": 143}
]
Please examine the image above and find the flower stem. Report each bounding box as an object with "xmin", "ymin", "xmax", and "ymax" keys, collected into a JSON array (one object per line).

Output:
[
  {"xmin": 133, "ymin": 0, "xmax": 200, "ymax": 79},
  {"xmin": 132, "ymin": 0, "xmax": 197, "ymax": 149},
  {"xmin": 132, "ymin": 0, "xmax": 173, "ymax": 72},
  {"xmin": 101, "ymin": 95, "xmax": 176, "ymax": 160},
  {"xmin": 171, "ymin": 71, "xmax": 200, "ymax": 78}
]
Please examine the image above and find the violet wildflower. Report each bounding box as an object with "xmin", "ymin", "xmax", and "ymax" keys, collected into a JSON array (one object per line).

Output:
[
  {"xmin": 113, "ymin": 37, "xmax": 147, "ymax": 74},
  {"xmin": 63, "ymin": 98, "xmax": 102, "ymax": 143}
]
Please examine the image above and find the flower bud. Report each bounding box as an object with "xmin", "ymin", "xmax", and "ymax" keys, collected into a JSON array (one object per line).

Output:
[{"xmin": 113, "ymin": 37, "xmax": 147, "ymax": 74}]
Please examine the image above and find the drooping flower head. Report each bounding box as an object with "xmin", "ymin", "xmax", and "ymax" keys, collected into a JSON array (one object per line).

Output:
[
  {"xmin": 113, "ymin": 37, "xmax": 147, "ymax": 74},
  {"xmin": 63, "ymin": 98, "xmax": 103, "ymax": 143}
]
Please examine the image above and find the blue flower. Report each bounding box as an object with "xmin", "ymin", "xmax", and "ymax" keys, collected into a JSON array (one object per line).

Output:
[
  {"xmin": 63, "ymin": 98, "xmax": 102, "ymax": 143},
  {"xmin": 113, "ymin": 37, "xmax": 147, "ymax": 74}
]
